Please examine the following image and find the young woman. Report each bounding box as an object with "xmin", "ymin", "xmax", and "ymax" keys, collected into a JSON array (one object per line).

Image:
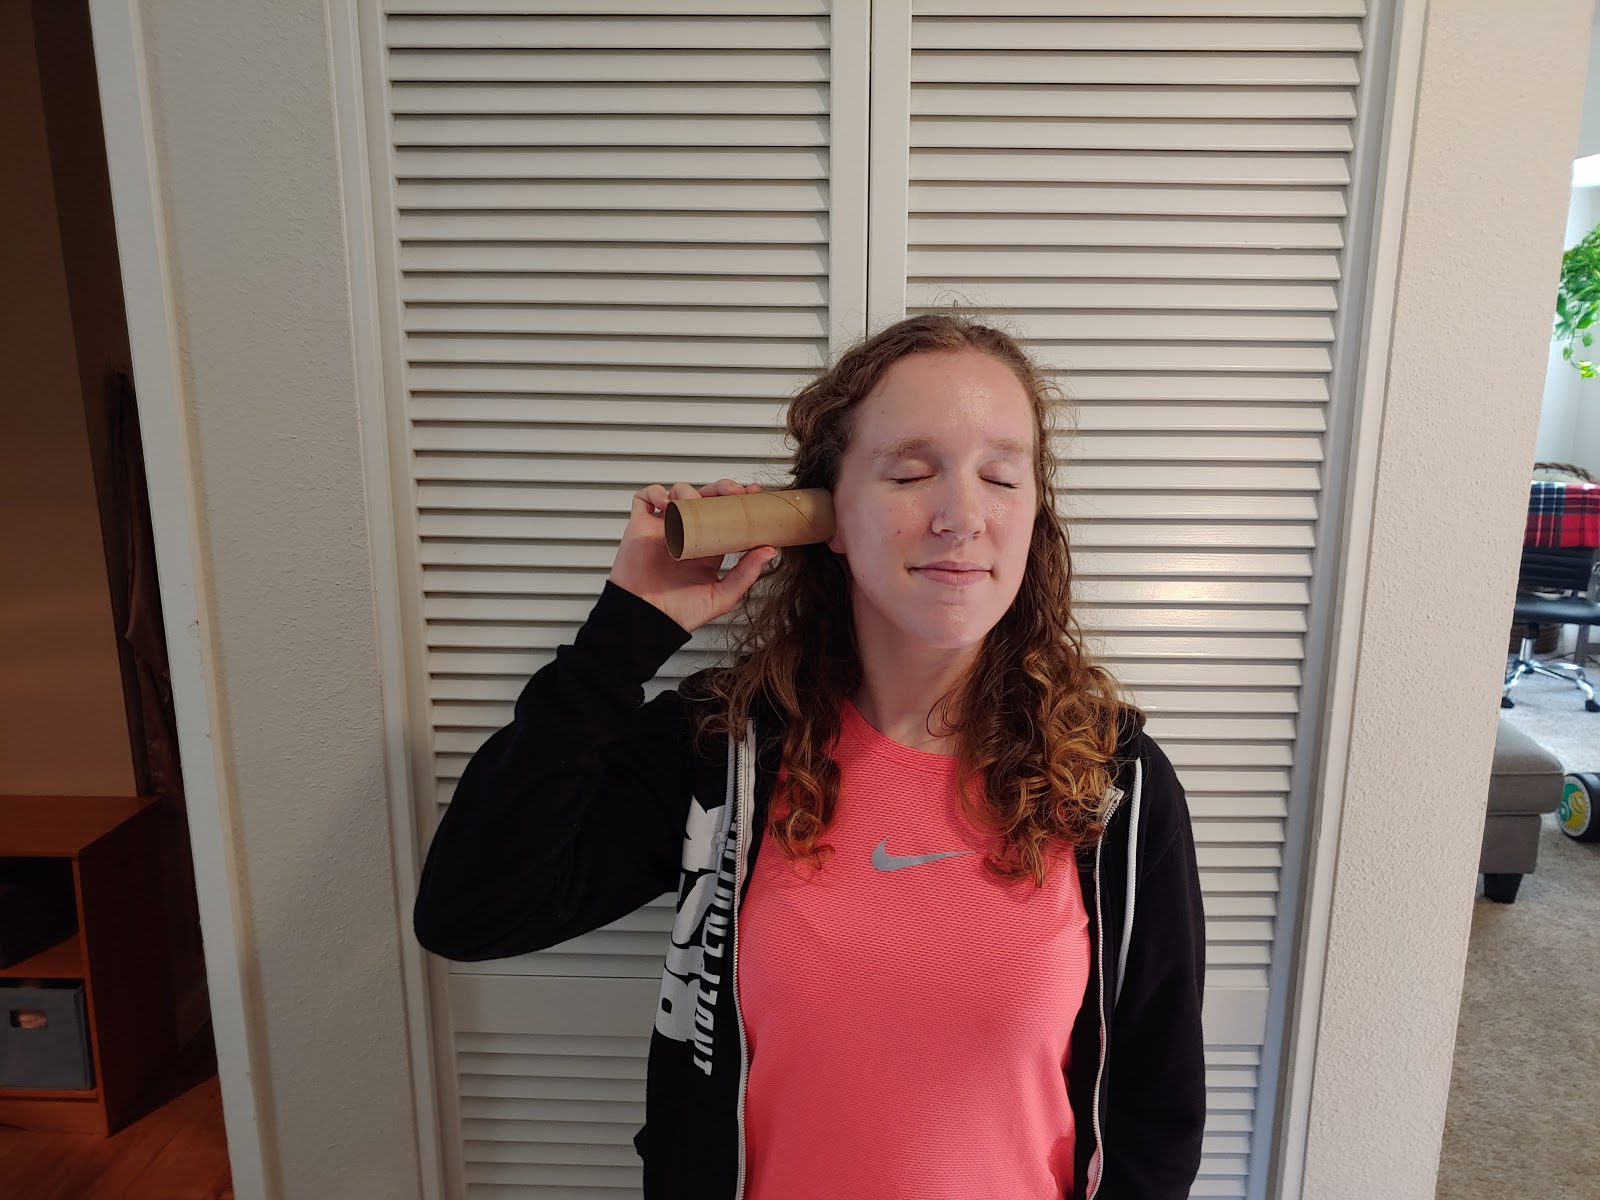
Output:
[{"xmin": 414, "ymin": 314, "xmax": 1206, "ymax": 1200}]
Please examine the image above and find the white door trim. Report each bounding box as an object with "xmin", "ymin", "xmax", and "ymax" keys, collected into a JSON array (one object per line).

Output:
[
  {"xmin": 1269, "ymin": 1, "xmax": 1430, "ymax": 1196},
  {"xmin": 86, "ymin": 2, "xmax": 273, "ymax": 1196},
  {"xmin": 328, "ymin": 2, "xmax": 449, "ymax": 1195}
]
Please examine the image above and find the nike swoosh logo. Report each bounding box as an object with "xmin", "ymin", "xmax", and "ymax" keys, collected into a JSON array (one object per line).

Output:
[{"xmin": 871, "ymin": 838, "xmax": 975, "ymax": 872}]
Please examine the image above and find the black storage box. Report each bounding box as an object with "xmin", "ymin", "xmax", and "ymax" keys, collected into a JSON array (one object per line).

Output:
[
  {"xmin": 0, "ymin": 981, "xmax": 94, "ymax": 1090},
  {"xmin": 0, "ymin": 858, "xmax": 78, "ymax": 969}
]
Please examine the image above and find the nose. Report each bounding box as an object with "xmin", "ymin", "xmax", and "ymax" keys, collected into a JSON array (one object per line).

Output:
[{"xmin": 931, "ymin": 475, "xmax": 984, "ymax": 541}]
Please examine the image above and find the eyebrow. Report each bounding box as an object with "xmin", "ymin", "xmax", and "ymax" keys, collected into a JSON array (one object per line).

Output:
[{"xmin": 869, "ymin": 436, "xmax": 1033, "ymax": 463}]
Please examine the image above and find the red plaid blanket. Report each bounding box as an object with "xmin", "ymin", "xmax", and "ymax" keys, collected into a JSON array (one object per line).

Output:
[{"xmin": 1525, "ymin": 480, "xmax": 1600, "ymax": 548}]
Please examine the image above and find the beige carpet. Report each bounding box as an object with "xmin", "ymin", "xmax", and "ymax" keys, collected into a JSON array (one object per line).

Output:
[{"xmin": 1435, "ymin": 661, "xmax": 1600, "ymax": 1200}]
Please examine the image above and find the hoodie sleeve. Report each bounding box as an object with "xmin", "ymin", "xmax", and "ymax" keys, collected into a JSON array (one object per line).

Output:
[
  {"xmin": 1099, "ymin": 733, "xmax": 1208, "ymax": 1198},
  {"xmin": 412, "ymin": 581, "xmax": 701, "ymax": 961}
]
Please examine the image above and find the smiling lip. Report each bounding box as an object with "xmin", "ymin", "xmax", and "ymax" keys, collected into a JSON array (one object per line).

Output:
[{"xmin": 911, "ymin": 562, "xmax": 990, "ymax": 587}]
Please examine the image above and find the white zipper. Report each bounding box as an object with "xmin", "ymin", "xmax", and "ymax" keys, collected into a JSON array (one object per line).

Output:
[
  {"xmin": 1085, "ymin": 784, "xmax": 1124, "ymax": 1200},
  {"xmin": 1115, "ymin": 760, "xmax": 1143, "ymax": 1010},
  {"xmin": 731, "ymin": 722, "xmax": 756, "ymax": 1200}
]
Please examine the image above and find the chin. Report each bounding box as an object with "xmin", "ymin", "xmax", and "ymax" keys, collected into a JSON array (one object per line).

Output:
[
  {"xmin": 854, "ymin": 585, "xmax": 1012, "ymax": 654},
  {"xmin": 908, "ymin": 615, "xmax": 1003, "ymax": 652}
]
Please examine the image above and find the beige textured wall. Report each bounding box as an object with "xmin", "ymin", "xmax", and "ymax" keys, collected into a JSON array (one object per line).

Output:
[
  {"xmin": 0, "ymin": 0, "xmax": 135, "ymax": 798},
  {"xmin": 1301, "ymin": 1, "xmax": 1594, "ymax": 1197},
  {"xmin": 136, "ymin": 1, "xmax": 423, "ymax": 1195}
]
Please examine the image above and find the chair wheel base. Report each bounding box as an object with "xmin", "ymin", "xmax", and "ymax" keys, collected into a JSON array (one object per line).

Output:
[
  {"xmin": 1501, "ymin": 695, "xmax": 1515, "ymax": 709},
  {"xmin": 1588, "ymin": 699, "xmax": 1600, "ymax": 713}
]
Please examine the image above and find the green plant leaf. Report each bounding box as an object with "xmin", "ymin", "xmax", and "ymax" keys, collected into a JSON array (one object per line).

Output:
[{"xmin": 1553, "ymin": 221, "xmax": 1600, "ymax": 374}]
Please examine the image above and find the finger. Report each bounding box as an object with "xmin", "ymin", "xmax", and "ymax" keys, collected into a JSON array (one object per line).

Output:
[
  {"xmin": 633, "ymin": 484, "xmax": 669, "ymax": 515},
  {"xmin": 668, "ymin": 481, "xmax": 700, "ymax": 502},
  {"xmin": 705, "ymin": 477, "xmax": 741, "ymax": 497},
  {"xmin": 716, "ymin": 546, "xmax": 778, "ymax": 599}
]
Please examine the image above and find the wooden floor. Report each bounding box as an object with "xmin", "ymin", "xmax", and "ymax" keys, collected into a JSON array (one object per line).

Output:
[{"xmin": 0, "ymin": 1027, "xmax": 233, "ymax": 1200}]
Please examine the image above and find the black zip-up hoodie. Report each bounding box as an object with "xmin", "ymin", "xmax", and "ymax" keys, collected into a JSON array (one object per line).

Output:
[{"xmin": 414, "ymin": 582, "xmax": 1207, "ymax": 1199}]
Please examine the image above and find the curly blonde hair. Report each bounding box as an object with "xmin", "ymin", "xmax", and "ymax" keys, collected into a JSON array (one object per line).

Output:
[{"xmin": 693, "ymin": 313, "xmax": 1140, "ymax": 886}]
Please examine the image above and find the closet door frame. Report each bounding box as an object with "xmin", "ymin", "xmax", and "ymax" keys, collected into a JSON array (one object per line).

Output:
[{"xmin": 328, "ymin": 0, "xmax": 1429, "ymax": 1196}]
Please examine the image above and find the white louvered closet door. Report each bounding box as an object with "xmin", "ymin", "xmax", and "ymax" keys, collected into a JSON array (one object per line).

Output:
[
  {"xmin": 864, "ymin": 3, "xmax": 1371, "ymax": 1198},
  {"xmin": 368, "ymin": 2, "xmax": 867, "ymax": 1195}
]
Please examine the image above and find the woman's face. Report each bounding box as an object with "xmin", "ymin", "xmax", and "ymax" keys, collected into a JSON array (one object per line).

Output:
[{"xmin": 826, "ymin": 347, "xmax": 1041, "ymax": 654}]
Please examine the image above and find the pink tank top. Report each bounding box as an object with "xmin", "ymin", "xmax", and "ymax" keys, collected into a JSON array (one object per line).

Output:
[{"xmin": 737, "ymin": 700, "xmax": 1092, "ymax": 1199}]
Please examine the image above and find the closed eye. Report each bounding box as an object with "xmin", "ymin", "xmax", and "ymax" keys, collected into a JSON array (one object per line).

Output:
[{"xmin": 889, "ymin": 475, "xmax": 1019, "ymax": 489}]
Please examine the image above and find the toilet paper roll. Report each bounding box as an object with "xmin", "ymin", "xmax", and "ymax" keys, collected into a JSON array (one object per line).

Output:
[{"xmin": 664, "ymin": 488, "xmax": 835, "ymax": 561}]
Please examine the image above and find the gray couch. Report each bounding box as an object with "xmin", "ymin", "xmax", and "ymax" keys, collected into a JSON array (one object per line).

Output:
[{"xmin": 1480, "ymin": 716, "xmax": 1565, "ymax": 902}]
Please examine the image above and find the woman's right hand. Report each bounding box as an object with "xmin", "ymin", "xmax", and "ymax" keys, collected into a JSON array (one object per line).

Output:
[{"xmin": 607, "ymin": 480, "xmax": 778, "ymax": 634}]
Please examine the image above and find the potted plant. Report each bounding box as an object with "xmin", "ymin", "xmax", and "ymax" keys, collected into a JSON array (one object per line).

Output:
[{"xmin": 1555, "ymin": 221, "xmax": 1600, "ymax": 377}]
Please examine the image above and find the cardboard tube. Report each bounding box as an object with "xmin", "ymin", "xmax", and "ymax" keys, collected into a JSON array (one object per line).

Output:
[{"xmin": 665, "ymin": 488, "xmax": 835, "ymax": 561}]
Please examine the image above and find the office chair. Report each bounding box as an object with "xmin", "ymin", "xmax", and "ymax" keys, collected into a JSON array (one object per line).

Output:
[{"xmin": 1503, "ymin": 545, "xmax": 1600, "ymax": 712}]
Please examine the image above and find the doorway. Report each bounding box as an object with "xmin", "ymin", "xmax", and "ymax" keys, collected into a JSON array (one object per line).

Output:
[{"xmin": 0, "ymin": 0, "xmax": 230, "ymax": 1194}]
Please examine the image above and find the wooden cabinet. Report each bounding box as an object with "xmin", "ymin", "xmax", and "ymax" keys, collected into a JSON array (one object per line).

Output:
[{"xmin": 0, "ymin": 796, "xmax": 176, "ymax": 1134}]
